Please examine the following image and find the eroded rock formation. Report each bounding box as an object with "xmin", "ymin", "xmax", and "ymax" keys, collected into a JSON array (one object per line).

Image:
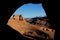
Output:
[{"xmin": 7, "ymin": 15, "xmax": 55, "ymax": 40}]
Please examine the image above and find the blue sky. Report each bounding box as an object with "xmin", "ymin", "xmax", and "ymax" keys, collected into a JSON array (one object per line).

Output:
[{"xmin": 11, "ymin": 3, "xmax": 47, "ymax": 18}]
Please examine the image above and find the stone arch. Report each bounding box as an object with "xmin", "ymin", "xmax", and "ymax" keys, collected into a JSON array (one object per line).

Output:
[{"xmin": 0, "ymin": 0, "xmax": 57, "ymax": 40}]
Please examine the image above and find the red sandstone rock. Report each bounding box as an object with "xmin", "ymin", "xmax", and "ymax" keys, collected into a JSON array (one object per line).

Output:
[{"xmin": 7, "ymin": 15, "xmax": 55, "ymax": 40}]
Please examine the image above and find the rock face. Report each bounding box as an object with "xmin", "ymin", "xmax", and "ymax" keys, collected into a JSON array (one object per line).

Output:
[
  {"xmin": 26, "ymin": 17, "xmax": 51, "ymax": 28},
  {"xmin": 7, "ymin": 15, "xmax": 55, "ymax": 40}
]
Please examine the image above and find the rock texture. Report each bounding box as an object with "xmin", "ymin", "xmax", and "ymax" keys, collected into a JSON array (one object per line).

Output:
[
  {"xmin": 26, "ymin": 16, "xmax": 51, "ymax": 28},
  {"xmin": 7, "ymin": 15, "xmax": 55, "ymax": 40}
]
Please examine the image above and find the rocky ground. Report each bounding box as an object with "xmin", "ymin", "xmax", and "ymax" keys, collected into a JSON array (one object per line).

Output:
[{"xmin": 7, "ymin": 15, "xmax": 55, "ymax": 40}]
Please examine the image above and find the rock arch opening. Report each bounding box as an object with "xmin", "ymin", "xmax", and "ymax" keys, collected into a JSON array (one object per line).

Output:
[{"xmin": 7, "ymin": 2, "xmax": 55, "ymax": 40}]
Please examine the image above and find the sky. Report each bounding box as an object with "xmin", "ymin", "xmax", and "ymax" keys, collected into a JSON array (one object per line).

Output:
[{"xmin": 11, "ymin": 3, "xmax": 47, "ymax": 18}]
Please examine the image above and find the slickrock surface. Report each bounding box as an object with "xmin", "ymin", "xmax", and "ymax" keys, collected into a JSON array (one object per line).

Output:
[{"xmin": 7, "ymin": 15, "xmax": 55, "ymax": 40}]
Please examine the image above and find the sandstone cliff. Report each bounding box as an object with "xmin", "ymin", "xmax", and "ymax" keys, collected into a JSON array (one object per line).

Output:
[{"xmin": 7, "ymin": 15, "xmax": 55, "ymax": 40}]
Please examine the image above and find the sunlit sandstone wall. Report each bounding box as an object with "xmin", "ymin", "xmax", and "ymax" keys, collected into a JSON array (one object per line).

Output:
[{"xmin": 7, "ymin": 15, "xmax": 55, "ymax": 39}]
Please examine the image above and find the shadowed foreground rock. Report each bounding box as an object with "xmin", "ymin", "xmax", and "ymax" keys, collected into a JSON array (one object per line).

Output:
[{"xmin": 7, "ymin": 15, "xmax": 55, "ymax": 40}]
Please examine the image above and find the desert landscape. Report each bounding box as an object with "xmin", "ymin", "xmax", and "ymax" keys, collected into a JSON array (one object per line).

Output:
[{"xmin": 7, "ymin": 15, "xmax": 55, "ymax": 40}]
